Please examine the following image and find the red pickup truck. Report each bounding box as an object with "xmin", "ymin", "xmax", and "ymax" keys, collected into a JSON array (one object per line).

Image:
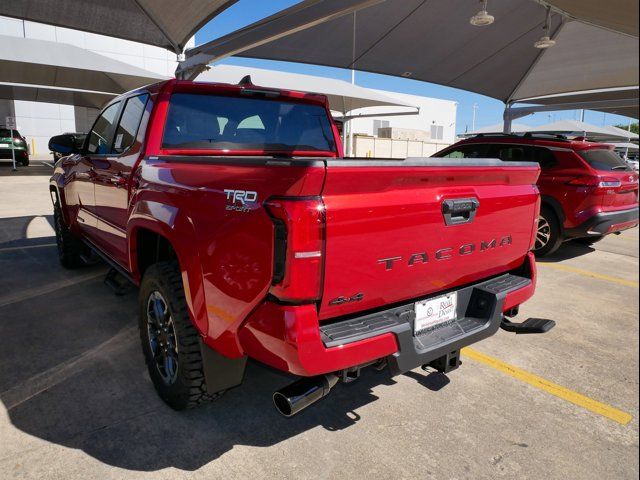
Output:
[{"xmin": 49, "ymin": 78, "xmax": 552, "ymax": 417}]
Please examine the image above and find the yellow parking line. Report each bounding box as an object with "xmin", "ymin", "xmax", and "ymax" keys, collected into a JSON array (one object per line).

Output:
[
  {"xmin": 0, "ymin": 243, "xmax": 56, "ymax": 253},
  {"xmin": 462, "ymin": 347, "xmax": 633, "ymax": 426},
  {"xmin": 538, "ymin": 262, "xmax": 639, "ymax": 288},
  {"xmin": 613, "ymin": 235, "xmax": 639, "ymax": 243}
]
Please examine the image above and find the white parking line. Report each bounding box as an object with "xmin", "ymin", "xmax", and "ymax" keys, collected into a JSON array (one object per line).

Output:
[{"xmin": 1, "ymin": 325, "xmax": 137, "ymax": 410}]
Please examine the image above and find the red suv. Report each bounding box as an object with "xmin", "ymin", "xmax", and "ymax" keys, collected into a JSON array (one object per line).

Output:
[{"xmin": 435, "ymin": 134, "xmax": 639, "ymax": 256}]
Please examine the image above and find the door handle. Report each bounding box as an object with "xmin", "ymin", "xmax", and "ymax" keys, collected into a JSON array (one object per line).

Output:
[{"xmin": 442, "ymin": 198, "xmax": 480, "ymax": 226}]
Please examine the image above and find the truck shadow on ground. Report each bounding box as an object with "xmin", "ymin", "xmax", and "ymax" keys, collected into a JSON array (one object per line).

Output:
[
  {"xmin": 537, "ymin": 241, "xmax": 595, "ymax": 263},
  {"xmin": 0, "ymin": 248, "xmax": 448, "ymax": 472},
  {"xmin": 0, "ymin": 215, "xmax": 55, "ymax": 249}
]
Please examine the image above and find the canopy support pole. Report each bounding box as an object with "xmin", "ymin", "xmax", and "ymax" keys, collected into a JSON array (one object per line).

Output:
[{"xmin": 503, "ymin": 104, "xmax": 514, "ymax": 134}]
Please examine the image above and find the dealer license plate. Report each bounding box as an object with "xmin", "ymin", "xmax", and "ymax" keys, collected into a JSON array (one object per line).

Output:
[{"xmin": 414, "ymin": 292, "xmax": 458, "ymax": 335}]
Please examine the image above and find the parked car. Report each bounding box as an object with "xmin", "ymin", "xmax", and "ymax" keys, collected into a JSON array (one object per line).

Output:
[
  {"xmin": 627, "ymin": 158, "xmax": 639, "ymax": 172},
  {"xmin": 435, "ymin": 134, "xmax": 639, "ymax": 256},
  {"xmin": 49, "ymin": 79, "xmax": 551, "ymax": 417},
  {"xmin": 0, "ymin": 127, "xmax": 29, "ymax": 166},
  {"xmin": 49, "ymin": 133, "xmax": 87, "ymax": 161}
]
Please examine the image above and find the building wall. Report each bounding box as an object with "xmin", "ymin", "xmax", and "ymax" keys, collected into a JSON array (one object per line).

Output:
[
  {"xmin": 348, "ymin": 90, "xmax": 458, "ymax": 146},
  {"xmin": 0, "ymin": 16, "xmax": 192, "ymax": 157},
  {"xmin": 352, "ymin": 136, "xmax": 452, "ymax": 159}
]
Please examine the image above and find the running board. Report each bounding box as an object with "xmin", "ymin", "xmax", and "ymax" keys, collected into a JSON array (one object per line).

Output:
[
  {"xmin": 104, "ymin": 268, "xmax": 135, "ymax": 296},
  {"xmin": 500, "ymin": 317, "xmax": 556, "ymax": 334}
]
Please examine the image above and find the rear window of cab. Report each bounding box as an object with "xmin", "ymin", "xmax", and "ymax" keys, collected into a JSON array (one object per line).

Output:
[{"xmin": 162, "ymin": 93, "xmax": 336, "ymax": 153}]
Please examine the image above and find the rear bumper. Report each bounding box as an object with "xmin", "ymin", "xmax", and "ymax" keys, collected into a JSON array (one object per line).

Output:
[
  {"xmin": 0, "ymin": 149, "xmax": 28, "ymax": 160},
  {"xmin": 239, "ymin": 252, "xmax": 537, "ymax": 377},
  {"xmin": 565, "ymin": 206, "xmax": 639, "ymax": 238}
]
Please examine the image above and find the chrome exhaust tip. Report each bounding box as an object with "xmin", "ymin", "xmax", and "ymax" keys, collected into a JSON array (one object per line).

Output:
[{"xmin": 273, "ymin": 374, "xmax": 339, "ymax": 417}]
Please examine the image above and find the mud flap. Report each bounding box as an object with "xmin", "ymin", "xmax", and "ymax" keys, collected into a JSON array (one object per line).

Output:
[{"xmin": 199, "ymin": 341, "xmax": 247, "ymax": 395}]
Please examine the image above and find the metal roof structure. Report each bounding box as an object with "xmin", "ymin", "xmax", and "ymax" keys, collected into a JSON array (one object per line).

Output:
[
  {"xmin": 179, "ymin": 0, "xmax": 638, "ymax": 106},
  {"xmin": 197, "ymin": 65, "xmax": 418, "ymax": 113},
  {"xmin": 0, "ymin": 0, "xmax": 238, "ymax": 53},
  {"xmin": 0, "ymin": 35, "xmax": 166, "ymax": 95}
]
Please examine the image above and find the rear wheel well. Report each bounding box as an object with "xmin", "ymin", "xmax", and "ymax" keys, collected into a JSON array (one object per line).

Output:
[
  {"xmin": 136, "ymin": 229, "xmax": 178, "ymax": 278},
  {"xmin": 540, "ymin": 196, "xmax": 565, "ymax": 232}
]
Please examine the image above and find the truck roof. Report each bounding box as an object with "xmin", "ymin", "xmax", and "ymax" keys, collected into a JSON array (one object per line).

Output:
[{"xmin": 127, "ymin": 78, "xmax": 331, "ymax": 108}]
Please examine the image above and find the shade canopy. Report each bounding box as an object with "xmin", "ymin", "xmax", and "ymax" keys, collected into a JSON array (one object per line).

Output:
[
  {"xmin": 0, "ymin": 82, "xmax": 114, "ymax": 109},
  {"xmin": 518, "ymin": 87, "xmax": 639, "ymax": 119},
  {"xmin": 545, "ymin": 0, "xmax": 638, "ymax": 36},
  {"xmin": 0, "ymin": 35, "xmax": 166, "ymax": 94},
  {"xmin": 604, "ymin": 125, "xmax": 639, "ymax": 141},
  {"xmin": 612, "ymin": 142, "xmax": 639, "ymax": 151},
  {"xmin": 197, "ymin": 65, "xmax": 418, "ymax": 113},
  {"xmin": 466, "ymin": 119, "xmax": 639, "ymax": 143},
  {"xmin": 0, "ymin": 0, "xmax": 237, "ymax": 53},
  {"xmin": 183, "ymin": 0, "xmax": 639, "ymax": 104}
]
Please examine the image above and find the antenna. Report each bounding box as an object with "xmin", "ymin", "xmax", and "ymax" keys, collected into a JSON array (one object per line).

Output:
[{"xmin": 238, "ymin": 75, "xmax": 253, "ymax": 86}]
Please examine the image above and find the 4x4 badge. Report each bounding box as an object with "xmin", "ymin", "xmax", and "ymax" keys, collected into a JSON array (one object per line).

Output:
[{"xmin": 329, "ymin": 293, "xmax": 364, "ymax": 306}]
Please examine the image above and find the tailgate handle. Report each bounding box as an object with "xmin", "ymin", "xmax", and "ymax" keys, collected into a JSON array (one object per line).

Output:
[{"xmin": 442, "ymin": 198, "xmax": 480, "ymax": 226}]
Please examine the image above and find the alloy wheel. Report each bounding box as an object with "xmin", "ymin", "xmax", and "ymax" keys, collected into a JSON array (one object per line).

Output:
[
  {"xmin": 535, "ymin": 216, "xmax": 551, "ymax": 251},
  {"xmin": 146, "ymin": 291, "xmax": 179, "ymax": 385}
]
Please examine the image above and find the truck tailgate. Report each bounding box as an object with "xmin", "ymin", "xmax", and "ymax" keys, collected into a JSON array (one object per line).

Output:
[{"xmin": 319, "ymin": 159, "xmax": 541, "ymax": 320}]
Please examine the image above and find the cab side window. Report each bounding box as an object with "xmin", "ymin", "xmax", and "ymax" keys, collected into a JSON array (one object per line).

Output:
[
  {"xmin": 87, "ymin": 102, "xmax": 121, "ymax": 154},
  {"xmin": 112, "ymin": 94, "xmax": 149, "ymax": 154},
  {"xmin": 440, "ymin": 144, "xmax": 490, "ymax": 158}
]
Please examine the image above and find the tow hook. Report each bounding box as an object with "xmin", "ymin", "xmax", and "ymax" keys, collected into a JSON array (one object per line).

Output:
[{"xmin": 500, "ymin": 317, "xmax": 556, "ymax": 334}]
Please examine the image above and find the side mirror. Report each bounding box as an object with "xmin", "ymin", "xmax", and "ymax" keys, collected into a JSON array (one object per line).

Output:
[{"xmin": 48, "ymin": 133, "xmax": 85, "ymax": 156}]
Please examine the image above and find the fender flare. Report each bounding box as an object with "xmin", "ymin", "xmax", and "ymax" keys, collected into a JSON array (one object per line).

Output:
[
  {"xmin": 49, "ymin": 176, "xmax": 69, "ymax": 224},
  {"xmin": 127, "ymin": 199, "xmax": 209, "ymax": 337},
  {"xmin": 541, "ymin": 195, "xmax": 565, "ymax": 233}
]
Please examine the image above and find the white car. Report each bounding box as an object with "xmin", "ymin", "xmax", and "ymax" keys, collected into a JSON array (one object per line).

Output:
[{"xmin": 627, "ymin": 159, "xmax": 639, "ymax": 171}]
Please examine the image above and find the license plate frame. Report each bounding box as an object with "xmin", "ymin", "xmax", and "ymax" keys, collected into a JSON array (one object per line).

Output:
[{"xmin": 414, "ymin": 292, "xmax": 458, "ymax": 335}]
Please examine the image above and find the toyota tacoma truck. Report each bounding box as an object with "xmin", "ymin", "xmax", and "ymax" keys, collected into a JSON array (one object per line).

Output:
[{"xmin": 49, "ymin": 78, "xmax": 552, "ymax": 417}]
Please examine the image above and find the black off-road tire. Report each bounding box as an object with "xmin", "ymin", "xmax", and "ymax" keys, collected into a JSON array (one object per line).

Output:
[
  {"xmin": 534, "ymin": 206, "xmax": 563, "ymax": 257},
  {"xmin": 20, "ymin": 157, "xmax": 29, "ymax": 167},
  {"xmin": 139, "ymin": 261, "xmax": 222, "ymax": 410},
  {"xmin": 53, "ymin": 203, "xmax": 86, "ymax": 269}
]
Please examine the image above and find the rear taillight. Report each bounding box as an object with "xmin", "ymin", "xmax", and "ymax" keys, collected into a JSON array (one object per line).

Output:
[
  {"xmin": 265, "ymin": 197, "xmax": 325, "ymax": 303},
  {"xmin": 567, "ymin": 176, "xmax": 621, "ymax": 188}
]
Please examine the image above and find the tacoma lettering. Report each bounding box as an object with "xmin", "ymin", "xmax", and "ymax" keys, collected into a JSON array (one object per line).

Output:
[{"xmin": 379, "ymin": 235, "xmax": 513, "ymax": 270}]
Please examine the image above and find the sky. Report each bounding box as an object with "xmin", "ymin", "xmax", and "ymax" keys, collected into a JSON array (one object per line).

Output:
[{"xmin": 195, "ymin": 0, "xmax": 635, "ymax": 135}]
